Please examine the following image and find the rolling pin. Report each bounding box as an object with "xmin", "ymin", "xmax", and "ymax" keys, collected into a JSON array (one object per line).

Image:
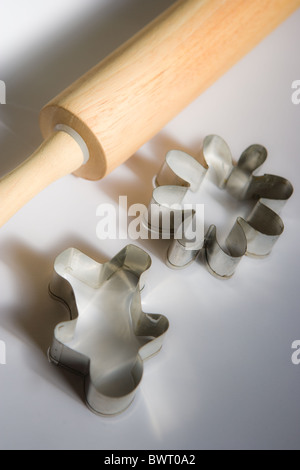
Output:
[{"xmin": 0, "ymin": 0, "xmax": 299, "ymax": 228}]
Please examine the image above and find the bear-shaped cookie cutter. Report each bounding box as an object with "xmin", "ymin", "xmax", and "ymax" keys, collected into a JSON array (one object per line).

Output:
[{"xmin": 48, "ymin": 245, "xmax": 169, "ymax": 416}]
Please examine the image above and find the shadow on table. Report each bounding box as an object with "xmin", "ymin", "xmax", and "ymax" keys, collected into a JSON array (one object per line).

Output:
[
  {"xmin": 0, "ymin": 237, "xmax": 111, "ymax": 407},
  {"xmin": 0, "ymin": 0, "xmax": 176, "ymax": 177}
]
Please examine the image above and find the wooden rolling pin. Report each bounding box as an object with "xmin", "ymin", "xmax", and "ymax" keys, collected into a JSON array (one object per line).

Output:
[{"xmin": 0, "ymin": 0, "xmax": 299, "ymax": 227}]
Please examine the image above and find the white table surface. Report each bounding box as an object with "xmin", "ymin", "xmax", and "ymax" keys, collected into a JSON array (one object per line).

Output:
[{"xmin": 0, "ymin": 0, "xmax": 299, "ymax": 450}]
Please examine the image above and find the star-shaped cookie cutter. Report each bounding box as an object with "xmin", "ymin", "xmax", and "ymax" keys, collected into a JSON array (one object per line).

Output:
[
  {"xmin": 48, "ymin": 245, "xmax": 169, "ymax": 416},
  {"xmin": 143, "ymin": 135, "xmax": 293, "ymax": 278}
]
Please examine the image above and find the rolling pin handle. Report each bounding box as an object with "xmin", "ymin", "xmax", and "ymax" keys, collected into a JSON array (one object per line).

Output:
[
  {"xmin": 54, "ymin": 124, "xmax": 90, "ymax": 164},
  {"xmin": 0, "ymin": 131, "xmax": 85, "ymax": 228}
]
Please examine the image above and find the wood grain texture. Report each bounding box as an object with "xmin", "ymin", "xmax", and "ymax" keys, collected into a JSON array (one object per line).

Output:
[
  {"xmin": 39, "ymin": 0, "xmax": 300, "ymax": 180},
  {"xmin": 1, "ymin": 0, "xmax": 299, "ymax": 227},
  {"xmin": 0, "ymin": 131, "xmax": 84, "ymax": 227}
]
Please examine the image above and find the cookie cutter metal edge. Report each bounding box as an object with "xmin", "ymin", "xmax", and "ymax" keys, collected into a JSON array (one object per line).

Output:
[
  {"xmin": 143, "ymin": 135, "xmax": 293, "ymax": 278},
  {"xmin": 48, "ymin": 244, "xmax": 169, "ymax": 416}
]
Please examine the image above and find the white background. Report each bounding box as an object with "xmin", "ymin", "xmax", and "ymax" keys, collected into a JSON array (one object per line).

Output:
[{"xmin": 0, "ymin": 0, "xmax": 299, "ymax": 450}]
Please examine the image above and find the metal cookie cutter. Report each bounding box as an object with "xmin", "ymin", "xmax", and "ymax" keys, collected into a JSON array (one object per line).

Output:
[
  {"xmin": 144, "ymin": 135, "xmax": 293, "ymax": 278},
  {"xmin": 48, "ymin": 245, "xmax": 169, "ymax": 416},
  {"xmin": 145, "ymin": 150, "xmax": 207, "ymax": 242}
]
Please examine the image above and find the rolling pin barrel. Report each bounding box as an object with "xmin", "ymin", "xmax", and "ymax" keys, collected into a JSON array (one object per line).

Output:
[{"xmin": 0, "ymin": 0, "xmax": 299, "ymax": 227}]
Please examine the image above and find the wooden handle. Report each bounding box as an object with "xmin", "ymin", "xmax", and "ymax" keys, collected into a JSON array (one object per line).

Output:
[
  {"xmin": 40, "ymin": 0, "xmax": 299, "ymax": 180},
  {"xmin": 0, "ymin": 131, "xmax": 84, "ymax": 227},
  {"xmin": 1, "ymin": 0, "xmax": 299, "ymax": 227}
]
